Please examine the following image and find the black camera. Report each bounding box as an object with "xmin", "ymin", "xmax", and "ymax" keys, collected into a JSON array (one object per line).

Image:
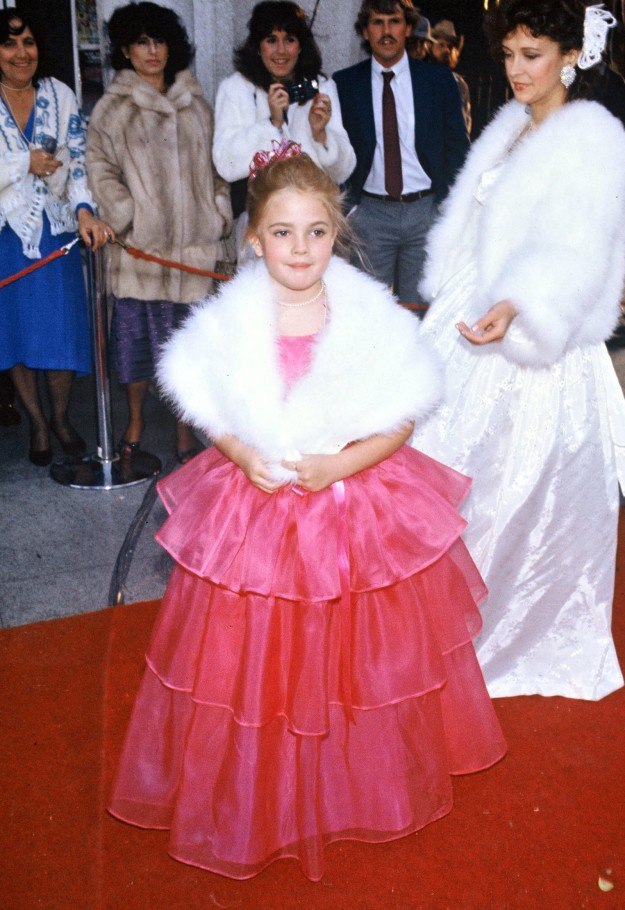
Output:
[{"xmin": 285, "ymin": 77, "xmax": 319, "ymax": 104}]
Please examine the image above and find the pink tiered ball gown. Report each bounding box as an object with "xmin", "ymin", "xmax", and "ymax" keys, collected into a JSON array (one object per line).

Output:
[{"xmin": 108, "ymin": 333, "xmax": 506, "ymax": 881}]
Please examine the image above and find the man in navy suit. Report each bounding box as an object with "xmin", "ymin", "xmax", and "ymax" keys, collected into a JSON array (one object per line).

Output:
[{"xmin": 334, "ymin": 0, "xmax": 469, "ymax": 309}]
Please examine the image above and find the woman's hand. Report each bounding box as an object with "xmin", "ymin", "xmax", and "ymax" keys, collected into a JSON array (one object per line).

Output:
[
  {"xmin": 281, "ymin": 453, "xmax": 341, "ymax": 493},
  {"xmin": 77, "ymin": 209, "xmax": 116, "ymax": 251},
  {"xmin": 308, "ymin": 92, "xmax": 331, "ymax": 144},
  {"xmin": 268, "ymin": 82, "xmax": 290, "ymax": 128},
  {"xmin": 456, "ymin": 300, "xmax": 517, "ymax": 345},
  {"xmin": 29, "ymin": 148, "xmax": 62, "ymax": 179}
]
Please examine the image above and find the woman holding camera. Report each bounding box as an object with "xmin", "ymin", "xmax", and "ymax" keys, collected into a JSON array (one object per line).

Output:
[
  {"xmin": 0, "ymin": 10, "xmax": 112, "ymax": 465},
  {"xmin": 213, "ymin": 0, "xmax": 355, "ymax": 233}
]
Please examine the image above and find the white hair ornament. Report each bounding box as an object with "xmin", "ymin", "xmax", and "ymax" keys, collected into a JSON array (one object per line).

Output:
[{"xmin": 577, "ymin": 3, "xmax": 618, "ymax": 70}]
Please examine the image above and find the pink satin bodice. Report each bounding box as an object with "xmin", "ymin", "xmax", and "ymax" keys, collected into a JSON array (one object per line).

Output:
[{"xmin": 278, "ymin": 333, "xmax": 316, "ymax": 392}]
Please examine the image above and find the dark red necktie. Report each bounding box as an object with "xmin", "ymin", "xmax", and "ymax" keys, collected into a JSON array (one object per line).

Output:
[{"xmin": 382, "ymin": 71, "xmax": 403, "ymax": 199}]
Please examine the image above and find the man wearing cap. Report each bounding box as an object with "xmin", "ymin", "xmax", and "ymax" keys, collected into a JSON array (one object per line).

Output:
[
  {"xmin": 408, "ymin": 12, "xmax": 433, "ymax": 61},
  {"xmin": 333, "ymin": 0, "xmax": 468, "ymax": 310},
  {"xmin": 431, "ymin": 19, "xmax": 472, "ymax": 135}
]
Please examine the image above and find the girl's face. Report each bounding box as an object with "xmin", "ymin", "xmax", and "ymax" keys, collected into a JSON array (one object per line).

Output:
[
  {"xmin": 502, "ymin": 26, "xmax": 578, "ymax": 117},
  {"xmin": 0, "ymin": 21, "xmax": 38, "ymax": 89},
  {"xmin": 259, "ymin": 29, "xmax": 300, "ymax": 82},
  {"xmin": 248, "ymin": 188, "xmax": 337, "ymax": 302},
  {"xmin": 124, "ymin": 33, "xmax": 169, "ymax": 83}
]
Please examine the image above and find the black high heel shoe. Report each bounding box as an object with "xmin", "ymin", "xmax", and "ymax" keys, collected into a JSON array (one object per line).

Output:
[
  {"xmin": 49, "ymin": 417, "xmax": 87, "ymax": 457},
  {"xmin": 28, "ymin": 436, "xmax": 52, "ymax": 466}
]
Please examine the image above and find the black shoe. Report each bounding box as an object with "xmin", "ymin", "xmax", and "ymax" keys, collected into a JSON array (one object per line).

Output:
[
  {"xmin": 29, "ymin": 439, "xmax": 53, "ymax": 466},
  {"xmin": 50, "ymin": 417, "xmax": 87, "ymax": 457}
]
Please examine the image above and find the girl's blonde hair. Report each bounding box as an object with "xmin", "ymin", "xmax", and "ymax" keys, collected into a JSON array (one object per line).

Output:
[{"xmin": 246, "ymin": 153, "xmax": 353, "ymax": 258}]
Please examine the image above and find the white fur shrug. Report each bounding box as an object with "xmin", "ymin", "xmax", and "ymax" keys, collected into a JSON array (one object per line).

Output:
[
  {"xmin": 158, "ymin": 256, "xmax": 442, "ymax": 479},
  {"xmin": 421, "ymin": 100, "xmax": 625, "ymax": 367}
]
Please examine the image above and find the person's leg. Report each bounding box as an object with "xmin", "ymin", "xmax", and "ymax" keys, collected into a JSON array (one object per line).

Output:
[
  {"xmin": 45, "ymin": 369, "xmax": 86, "ymax": 455},
  {"xmin": 0, "ymin": 371, "xmax": 21, "ymax": 426},
  {"xmin": 122, "ymin": 379, "xmax": 149, "ymax": 448},
  {"xmin": 111, "ymin": 297, "xmax": 151, "ymax": 451},
  {"xmin": 348, "ymin": 197, "xmax": 400, "ymax": 288},
  {"xmin": 145, "ymin": 301, "xmax": 200, "ymax": 461},
  {"xmin": 11, "ymin": 363, "xmax": 50, "ymax": 459},
  {"xmin": 395, "ymin": 195, "xmax": 436, "ymax": 312},
  {"xmin": 175, "ymin": 419, "xmax": 201, "ymax": 463}
]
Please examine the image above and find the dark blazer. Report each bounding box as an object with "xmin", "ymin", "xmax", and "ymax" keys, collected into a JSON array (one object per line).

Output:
[{"xmin": 333, "ymin": 56, "xmax": 469, "ymax": 206}]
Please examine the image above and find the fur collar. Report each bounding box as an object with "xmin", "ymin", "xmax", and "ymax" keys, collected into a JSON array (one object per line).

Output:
[
  {"xmin": 106, "ymin": 68, "xmax": 201, "ymax": 113},
  {"xmin": 158, "ymin": 257, "xmax": 442, "ymax": 474}
]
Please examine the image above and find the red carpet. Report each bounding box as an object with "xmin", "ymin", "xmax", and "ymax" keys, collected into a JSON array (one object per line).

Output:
[{"xmin": 1, "ymin": 529, "xmax": 624, "ymax": 909}]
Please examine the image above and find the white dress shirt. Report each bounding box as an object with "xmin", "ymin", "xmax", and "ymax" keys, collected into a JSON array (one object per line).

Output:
[{"xmin": 363, "ymin": 51, "xmax": 431, "ymax": 195}]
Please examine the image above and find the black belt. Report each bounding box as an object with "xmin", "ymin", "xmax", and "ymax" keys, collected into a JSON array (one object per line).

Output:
[{"xmin": 361, "ymin": 189, "xmax": 433, "ymax": 202}]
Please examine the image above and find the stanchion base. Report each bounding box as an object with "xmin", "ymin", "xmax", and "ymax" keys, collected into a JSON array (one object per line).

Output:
[{"xmin": 49, "ymin": 451, "xmax": 161, "ymax": 490}]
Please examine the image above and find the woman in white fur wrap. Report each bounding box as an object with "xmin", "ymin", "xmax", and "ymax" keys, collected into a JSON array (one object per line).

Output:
[{"xmin": 412, "ymin": 0, "xmax": 625, "ymax": 700}]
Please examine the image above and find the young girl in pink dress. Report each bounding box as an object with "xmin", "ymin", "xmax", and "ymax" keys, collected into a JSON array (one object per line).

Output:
[{"xmin": 108, "ymin": 144, "xmax": 506, "ymax": 881}]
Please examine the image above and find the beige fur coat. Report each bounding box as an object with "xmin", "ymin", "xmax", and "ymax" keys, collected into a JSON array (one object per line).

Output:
[{"xmin": 86, "ymin": 69, "xmax": 232, "ymax": 302}]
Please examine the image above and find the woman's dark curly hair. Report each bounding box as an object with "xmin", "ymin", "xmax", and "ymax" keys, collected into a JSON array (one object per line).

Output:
[
  {"xmin": 0, "ymin": 10, "xmax": 53, "ymax": 85},
  {"xmin": 234, "ymin": 1, "xmax": 323, "ymax": 94},
  {"xmin": 485, "ymin": 0, "xmax": 595, "ymax": 100},
  {"xmin": 107, "ymin": 1, "xmax": 194, "ymax": 86}
]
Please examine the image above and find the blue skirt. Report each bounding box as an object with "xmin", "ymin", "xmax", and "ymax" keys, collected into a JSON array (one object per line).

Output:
[{"xmin": 0, "ymin": 215, "xmax": 91, "ymax": 374}]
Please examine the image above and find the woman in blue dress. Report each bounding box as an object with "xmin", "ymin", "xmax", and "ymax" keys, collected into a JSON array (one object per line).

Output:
[{"xmin": 0, "ymin": 10, "xmax": 112, "ymax": 465}]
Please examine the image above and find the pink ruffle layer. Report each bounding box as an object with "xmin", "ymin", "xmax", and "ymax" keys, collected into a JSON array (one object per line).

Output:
[
  {"xmin": 155, "ymin": 445, "xmax": 474, "ymax": 598},
  {"xmin": 108, "ymin": 446, "xmax": 506, "ymax": 880}
]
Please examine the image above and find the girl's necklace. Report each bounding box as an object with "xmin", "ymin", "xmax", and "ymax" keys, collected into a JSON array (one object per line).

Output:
[
  {"xmin": 277, "ymin": 281, "xmax": 325, "ymax": 308},
  {"xmin": 0, "ymin": 83, "xmax": 36, "ymax": 148}
]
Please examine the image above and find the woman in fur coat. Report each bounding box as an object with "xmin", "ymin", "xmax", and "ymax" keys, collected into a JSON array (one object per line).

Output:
[
  {"xmin": 107, "ymin": 149, "xmax": 506, "ymax": 880},
  {"xmin": 412, "ymin": 0, "xmax": 625, "ymax": 700},
  {"xmin": 86, "ymin": 2, "xmax": 232, "ymax": 465}
]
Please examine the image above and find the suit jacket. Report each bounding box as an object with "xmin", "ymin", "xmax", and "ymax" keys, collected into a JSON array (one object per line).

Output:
[{"xmin": 333, "ymin": 56, "xmax": 469, "ymax": 206}]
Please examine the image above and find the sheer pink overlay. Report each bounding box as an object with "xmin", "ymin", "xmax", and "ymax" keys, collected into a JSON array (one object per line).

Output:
[{"xmin": 108, "ymin": 334, "xmax": 506, "ymax": 880}]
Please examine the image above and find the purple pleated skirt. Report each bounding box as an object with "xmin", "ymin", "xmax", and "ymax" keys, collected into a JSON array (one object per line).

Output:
[{"xmin": 110, "ymin": 297, "xmax": 191, "ymax": 384}]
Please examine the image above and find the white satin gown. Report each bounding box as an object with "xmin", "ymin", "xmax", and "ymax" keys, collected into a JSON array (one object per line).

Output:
[{"xmin": 413, "ymin": 161, "xmax": 625, "ymax": 700}]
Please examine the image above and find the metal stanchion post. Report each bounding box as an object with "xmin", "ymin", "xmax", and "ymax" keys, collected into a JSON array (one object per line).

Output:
[{"xmin": 50, "ymin": 244, "xmax": 161, "ymax": 489}]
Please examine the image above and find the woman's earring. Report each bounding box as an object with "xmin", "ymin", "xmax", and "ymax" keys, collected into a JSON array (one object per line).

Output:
[{"xmin": 560, "ymin": 64, "xmax": 576, "ymax": 88}]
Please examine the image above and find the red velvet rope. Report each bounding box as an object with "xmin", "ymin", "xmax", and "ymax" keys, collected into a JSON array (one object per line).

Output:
[
  {"xmin": 1, "ymin": 236, "xmax": 428, "ymax": 313},
  {"xmin": 0, "ymin": 244, "xmax": 73, "ymax": 289},
  {"xmin": 120, "ymin": 244, "xmax": 233, "ymax": 282}
]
